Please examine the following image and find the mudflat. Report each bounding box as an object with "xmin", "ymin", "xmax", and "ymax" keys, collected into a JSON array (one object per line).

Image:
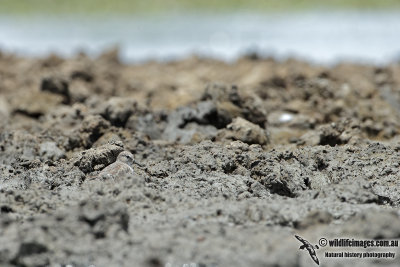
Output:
[{"xmin": 1, "ymin": 50, "xmax": 400, "ymax": 266}]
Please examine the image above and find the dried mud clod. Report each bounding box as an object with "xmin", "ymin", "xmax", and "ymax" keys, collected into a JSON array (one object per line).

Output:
[
  {"xmin": 216, "ymin": 117, "xmax": 269, "ymax": 145},
  {"xmin": 202, "ymin": 83, "xmax": 268, "ymax": 128},
  {"xmin": 73, "ymin": 144, "xmax": 124, "ymax": 174}
]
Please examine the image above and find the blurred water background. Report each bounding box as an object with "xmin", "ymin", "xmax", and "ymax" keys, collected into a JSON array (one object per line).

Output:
[{"xmin": 0, "ymin": 0, "xmax": 399, "ymax": 64}]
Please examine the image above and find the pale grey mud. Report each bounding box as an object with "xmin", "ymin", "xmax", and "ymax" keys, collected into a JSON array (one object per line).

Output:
[{"xmin": 1, "ymin": 50, "xmax": 400, "ymax": 266}]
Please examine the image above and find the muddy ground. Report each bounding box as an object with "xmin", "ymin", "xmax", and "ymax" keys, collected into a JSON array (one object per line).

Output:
[{"xmin": 1, "ymin": 49, "xmax": 400, "ymax": 267}]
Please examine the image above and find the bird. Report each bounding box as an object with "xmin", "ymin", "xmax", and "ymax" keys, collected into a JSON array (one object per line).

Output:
[
  {"xmin": 97, "ymin": 151, "xmax": 135, "ymax": 179},
  {"xmin": 295, "ymin": 235, "xmax": 320, "ymax": 265}
]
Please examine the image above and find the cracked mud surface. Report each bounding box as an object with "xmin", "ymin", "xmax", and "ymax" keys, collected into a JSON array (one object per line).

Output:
[{"xmin": 1, "ymin": 50, "xmax": 400, "ymax": 266}]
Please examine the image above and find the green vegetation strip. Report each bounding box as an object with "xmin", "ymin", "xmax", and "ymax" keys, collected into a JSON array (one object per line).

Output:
[{"xmin": 1, "ymin": 0, "xmax": 400, "ymax": 14}]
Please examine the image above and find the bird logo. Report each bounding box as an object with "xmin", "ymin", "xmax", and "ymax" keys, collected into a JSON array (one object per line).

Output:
[{"xmin": 295, "ymin": 235, "xmax": 320, "ymax": 265}]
